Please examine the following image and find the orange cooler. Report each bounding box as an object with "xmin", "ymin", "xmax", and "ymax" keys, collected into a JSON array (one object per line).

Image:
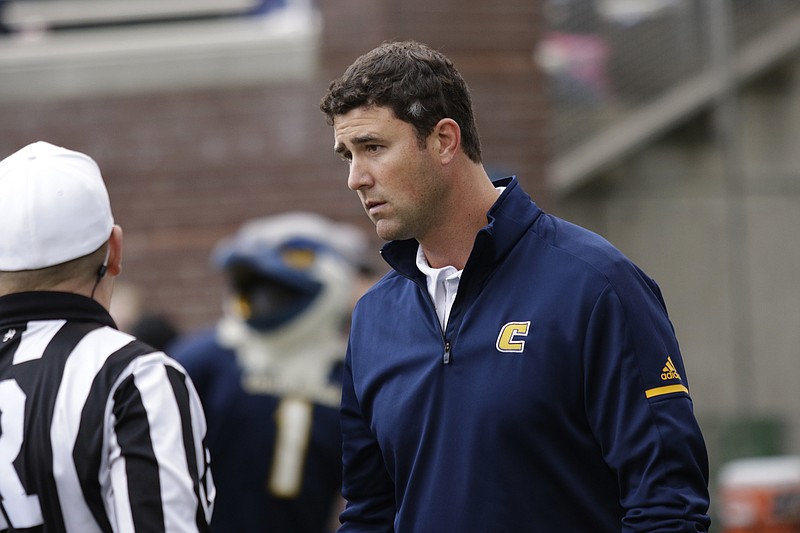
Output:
[{"xmin": 718, "ymin": 456, "xmax": 800, "ymax": 532}]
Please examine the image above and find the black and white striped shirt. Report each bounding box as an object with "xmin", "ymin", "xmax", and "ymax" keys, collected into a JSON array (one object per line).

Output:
[{"xmin": 0, "ymin": 291, "xmax": 214, "ymax": 532}]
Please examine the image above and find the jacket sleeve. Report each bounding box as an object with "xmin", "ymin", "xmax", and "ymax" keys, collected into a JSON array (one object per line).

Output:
[
  {"xmin": 338, "ymin": 342, "xmax": 396, "ymax": 532},
  {"xmin": 583, "ymin": 276, "xmax": 711, "ymax": 532}
]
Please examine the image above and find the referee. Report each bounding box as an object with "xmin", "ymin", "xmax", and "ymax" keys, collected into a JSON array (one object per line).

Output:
[{"xmin": 0, "ymin": 142, "xmax": 215, "ymax": 532}]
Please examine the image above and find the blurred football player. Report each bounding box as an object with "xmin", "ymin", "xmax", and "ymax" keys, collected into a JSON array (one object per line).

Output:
[{"xmin": 169, "ymin": 212, "xmax": 369, "ymax": 533}]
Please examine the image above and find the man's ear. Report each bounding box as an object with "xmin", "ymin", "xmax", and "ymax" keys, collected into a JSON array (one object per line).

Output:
[
  {"xmin": 107, "ymin": 225, "xmax": 124, "ymax": 277},
  {"xmin": 433, "ymin": 118, "xmax": 461, "ymax": 164}
]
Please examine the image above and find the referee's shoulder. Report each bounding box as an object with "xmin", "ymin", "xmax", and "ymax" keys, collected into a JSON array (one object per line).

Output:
[{"xmin": 72, "ymin": 323, "xmax": 185, "ymax": 373}]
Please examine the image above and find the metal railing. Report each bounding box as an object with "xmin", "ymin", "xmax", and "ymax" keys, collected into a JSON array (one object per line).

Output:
[{"xmin": 540, "ymin": 0, "xmax": 800, "ymax": 195}]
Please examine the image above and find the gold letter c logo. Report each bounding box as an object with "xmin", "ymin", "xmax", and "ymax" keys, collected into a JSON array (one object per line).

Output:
[{"xmin": 496, "ymin": 321, "xmax": 530, "ymax": 353}]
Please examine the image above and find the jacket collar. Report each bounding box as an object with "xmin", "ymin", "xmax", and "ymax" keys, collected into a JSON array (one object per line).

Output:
[
  {"xmin": 380, "ymin": 176, "xmax": 542, "ymax": 279},
  {"xmin": 0, "ymin": 291, "xmax": 117, "ymax": 329}
]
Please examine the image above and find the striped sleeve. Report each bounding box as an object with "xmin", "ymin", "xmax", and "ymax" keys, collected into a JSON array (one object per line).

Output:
[{"xmin": 64, "ymin": 328, "xmax": 214, "ymax": 533}]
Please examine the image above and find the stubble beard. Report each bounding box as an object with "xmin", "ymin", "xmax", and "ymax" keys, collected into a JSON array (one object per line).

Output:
[{"xmin": 374, "ymin": 216, "xmax": 410, "ymax": 243}]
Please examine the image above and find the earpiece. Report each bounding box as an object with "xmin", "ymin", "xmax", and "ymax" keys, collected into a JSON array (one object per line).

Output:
[
  {"xmin": 90, "ymin": 261, "xmax": 109, "ymax": 299},
  {"xmin": 97, "ymin": 246, "xmax": 110, "ymax": 279},
  {"xmin": 91, "ymin": 247, "xmax": 111, "ymax": 298}
]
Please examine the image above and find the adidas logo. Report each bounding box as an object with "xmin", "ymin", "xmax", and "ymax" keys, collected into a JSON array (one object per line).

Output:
[{"xmin": 660, "ymin": 356, "xmax": 681, "ymax": 381}]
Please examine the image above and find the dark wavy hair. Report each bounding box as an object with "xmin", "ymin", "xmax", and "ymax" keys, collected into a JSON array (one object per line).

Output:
[{"xmin": 320, "ymin": 40, "xmax": 482, "ymax": 163}]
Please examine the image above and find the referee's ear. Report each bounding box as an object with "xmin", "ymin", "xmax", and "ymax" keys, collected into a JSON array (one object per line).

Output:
[{"xmin": 106, "ymin": 224, "xmax": 124, "ymax": 277}]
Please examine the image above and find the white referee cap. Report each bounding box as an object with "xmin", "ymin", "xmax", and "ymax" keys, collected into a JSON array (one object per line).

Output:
[{"xmin": 0, "ymin": 141, "xmax": 114, "ymax": 271}]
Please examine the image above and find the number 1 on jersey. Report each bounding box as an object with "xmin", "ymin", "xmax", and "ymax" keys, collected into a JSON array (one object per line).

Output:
[{"xmin": 269, "ymin": 398, "xmax": 313, "ymax": 498}]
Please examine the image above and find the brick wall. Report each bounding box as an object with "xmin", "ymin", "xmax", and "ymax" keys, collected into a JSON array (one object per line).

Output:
[{"xmin": 0, "ymin": 0, "xmax": 549, "ymax": 334}]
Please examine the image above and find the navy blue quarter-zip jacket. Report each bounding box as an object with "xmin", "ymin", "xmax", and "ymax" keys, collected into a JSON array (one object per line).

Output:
[{"xmin": 339, "ymin": 177, "xmax": 710, "ymax": 532}]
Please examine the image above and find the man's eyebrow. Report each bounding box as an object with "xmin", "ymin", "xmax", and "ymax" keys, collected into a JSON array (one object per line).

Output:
[{"xmin": 334, "ymin": 134, "xmax": 381, "ymax": 154}]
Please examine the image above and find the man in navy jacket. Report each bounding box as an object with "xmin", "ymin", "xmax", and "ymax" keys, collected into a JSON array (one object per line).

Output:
[{"xmin": 320, "ymin": 40, "xmax": 710, "ymax": 532}]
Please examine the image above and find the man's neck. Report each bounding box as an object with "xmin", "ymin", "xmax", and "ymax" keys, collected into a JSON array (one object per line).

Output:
[{"xmin": 419, "ymin": 169, "xmax": 500, "ymax": 270}]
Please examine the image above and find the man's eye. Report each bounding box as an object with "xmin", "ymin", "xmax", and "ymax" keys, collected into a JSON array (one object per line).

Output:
[{"xmin": 366, "ymin": 145, "xmax": 380, "ymax": 153}]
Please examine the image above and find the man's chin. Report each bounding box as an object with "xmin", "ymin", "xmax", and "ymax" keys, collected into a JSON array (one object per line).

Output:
[{"xmin": 374, "ymin": 220, "xmax": 408, "ymax": 242}]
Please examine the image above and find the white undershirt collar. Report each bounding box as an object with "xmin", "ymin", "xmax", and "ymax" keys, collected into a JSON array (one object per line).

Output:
[{"xmin": 416, "ymin": 245, "xmax": 462, "ymax": 331}]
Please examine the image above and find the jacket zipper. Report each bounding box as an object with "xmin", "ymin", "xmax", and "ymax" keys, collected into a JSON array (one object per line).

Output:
[
  {"xmin": 403, "ymin": 272, "xmax": 453, "ymax": 366},
  {"xmin": 432, "ymin": 289, "xmax": 451, "ymax": 365},
  {"xmin": 425, "ymin": 280, "xmax": 451, "ymax": 365}
]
